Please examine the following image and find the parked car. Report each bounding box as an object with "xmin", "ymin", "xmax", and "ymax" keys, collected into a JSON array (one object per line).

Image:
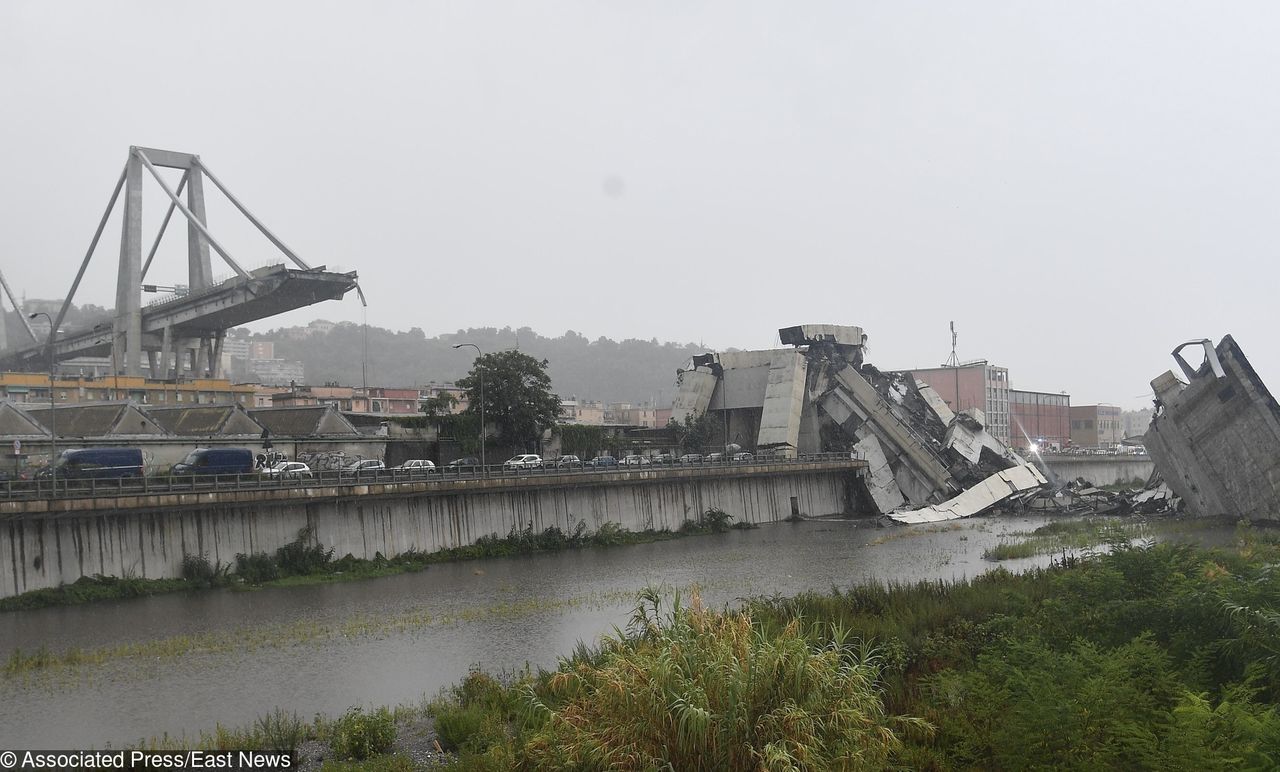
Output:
[
  {"xmin": 40, "ymin": 448, "xmax": 144, "ymax": 479},
  {"xmin": 263, "ymin": 461, "xmax": 312, "ymax": 479},
  {"xmin": 621, "ymin": 454, "xmax": 651, "ymax": 466},
  {"xmin": 393, "ymin": 459, "xmax": 436, "ymax": 473},
  {"xmin": 342, "ymin": 459, "xmax": 385, "ymax": 475},
  {"xmin": 444, "ymin": 457, "xmax": 481, "ymax": 469},
  {"xmin": 589, "ymin": 455, "xmax": 618, "ymax": 468},
  {"xmin": 555, "ymin": 455, "xmax": 584, "ymax": 469},
  {"xmin": 651, "ymin": 453, "xmax": 675, "ymax": 465},
  {"xmin": 171, "ymin": 447, "xmax": 255, "ymax": 476},
  {"xmin": 731, "ymin": 451, "xmax": 755, "ymax": 463},
  {"xmin": 677, "ymin": 453, "xmax": 703, "ymax": 465},
  {"xmin": 503, "ymin": 454, "xmax": 544, "ymax": 471},
  {"xmin": 704, "ymin": 452, "xmax": 726, "ymax": 463}
]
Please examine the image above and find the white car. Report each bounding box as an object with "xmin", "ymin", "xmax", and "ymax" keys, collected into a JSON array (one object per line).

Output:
[
  {"xmin": 342, "ymin": 459, "xmax": 385, "ymax": 475},
  {"xmin": 263, "ymin": 461, "xmax": 312, "ymax": 479},
  {"xmin": 394, "ymin": 459, "xmax": 436, "ymax": 473},
  {"xmin": 503, "ymin": 454, "xmax": 543, "ymax": 471}
]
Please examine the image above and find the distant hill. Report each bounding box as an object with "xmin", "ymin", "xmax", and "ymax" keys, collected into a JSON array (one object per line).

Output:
[{"xmin": 264, "ymin": 324, "xmax": 711, "ymax": 405}]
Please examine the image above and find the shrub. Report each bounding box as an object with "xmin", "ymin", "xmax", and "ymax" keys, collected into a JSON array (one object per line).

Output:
[
  {"xmin": 253, "ymin": 708, "xmax": 307, "ymax": 751},
  {"xmin": 234, "ymin": 552, "xmax": 279, "ymax": 584},
  {"xmin": 430, "ymin": 669, "xmax": 519, "ymax": 754},
  {"xmin": 329, "ymin": 706, "xmax": 396, "ymax": 761},
  {"xmin": 275, "ymin": 525, "xmax": 334, "ymax": 575},
  {"xmin": 518, "ymin": 588, "xmax": 923, "ymax": 769},
  {"xmin": 181, "ymin": 554, "xmax": 230, "ymax": 587}
]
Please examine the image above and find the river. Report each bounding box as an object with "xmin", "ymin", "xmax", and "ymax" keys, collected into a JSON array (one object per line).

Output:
[{"xmin": 0, "ymin": 514, "xmax": 1226, "ymax": 748}]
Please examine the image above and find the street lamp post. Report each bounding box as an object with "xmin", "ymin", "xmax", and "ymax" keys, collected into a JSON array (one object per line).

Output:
[
  {"xmin": 453, "ymin": 343, "xmax": 485, "ymax": 474},
  {"xmin": 28, "ymin": 312, "xmax": 57, "ymax": 493}
]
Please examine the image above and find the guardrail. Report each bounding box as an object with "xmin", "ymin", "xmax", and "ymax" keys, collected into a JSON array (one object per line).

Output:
[{"xmin": 0, "ymin": 452, "xmax": 864, "ymax": 502}]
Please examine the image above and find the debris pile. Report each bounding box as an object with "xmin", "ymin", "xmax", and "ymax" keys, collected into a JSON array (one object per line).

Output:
[{"xmin": 1007, "ymin": 471, "xmax": 1180, "ymax": 517}]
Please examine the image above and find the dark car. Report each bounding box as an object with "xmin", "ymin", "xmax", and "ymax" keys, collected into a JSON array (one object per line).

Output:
[
  {"xmin": 588, "ymin": 455, "xmax": 618, "ymax": 468},
  {"xmin": 171, "ymin": 447, "xmax": 255, "ymax": 476},
  {"xmin": 42, "ymin": 448, "xmax": 144, "ymax": 479},
  {"xmin": 444, "ymin": 457, "xmax": 481, "ymax": 473}
]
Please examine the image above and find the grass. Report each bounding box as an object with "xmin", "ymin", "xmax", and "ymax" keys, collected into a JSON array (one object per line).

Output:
[
  {"xmin": 1, "ymin": 510, "xmax": 745, "ymax": 612},
  {"xmin": 982, "ymin": 517, "xmax": 1151, "ymax": 561}
]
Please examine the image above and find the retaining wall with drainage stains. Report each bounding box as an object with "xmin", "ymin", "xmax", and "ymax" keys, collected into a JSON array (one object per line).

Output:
[{"xmin": 1, "ymin": 462, "xmax": 863, "ymax": 599}]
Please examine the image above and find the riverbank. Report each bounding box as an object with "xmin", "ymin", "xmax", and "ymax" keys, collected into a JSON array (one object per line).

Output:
[
  {"xmin": 0, "ymin": 508, "xmax": 749, "ymax": 613},
  {"xmin": 126, "ymin": 520, "xmax": 1280, "ymax": 769}
]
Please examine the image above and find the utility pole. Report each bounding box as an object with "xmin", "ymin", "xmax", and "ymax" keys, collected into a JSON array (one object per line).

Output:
[
  {"xmin": 453, "ymin": 343, "xmax": 486, "ymax": 474},
  {"xmin": 29, "ymin": 312, "xmax": 57, "ymax": 494}
]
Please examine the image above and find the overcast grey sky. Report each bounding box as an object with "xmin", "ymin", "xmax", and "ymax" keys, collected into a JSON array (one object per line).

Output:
[{"xmin": 3, "ymin": 1, "xmax": 1277, "ymax": 408}]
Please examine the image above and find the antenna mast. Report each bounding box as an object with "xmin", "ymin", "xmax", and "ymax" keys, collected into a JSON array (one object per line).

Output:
[{"xmin": 944, "ymin": 321, "xmax": 959, "ymax": 367}]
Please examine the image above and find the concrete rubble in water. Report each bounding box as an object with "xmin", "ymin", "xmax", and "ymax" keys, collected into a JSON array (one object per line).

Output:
[{"xmin": 671, "ymin": 324, "xmax": 1054, "ymax": 523}]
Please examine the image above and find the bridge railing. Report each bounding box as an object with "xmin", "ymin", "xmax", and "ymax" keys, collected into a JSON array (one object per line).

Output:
[{"xmin": 0, "ymin": 451, "xmax": 864, "ymax": 502}]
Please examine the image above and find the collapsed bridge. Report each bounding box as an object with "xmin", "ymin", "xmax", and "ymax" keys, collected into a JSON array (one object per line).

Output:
[
  {"xmin": 0, "ymin": 146, "xmax": 359, "ymax": 379},
  {"xmin": 670, "ymin": 324, "xmax": 1048, "ymax": 522}
]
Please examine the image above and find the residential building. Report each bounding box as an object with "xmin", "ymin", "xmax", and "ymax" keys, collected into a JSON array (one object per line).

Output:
[
  {"xmin": 247, "ymin": 358, "xmax": 304, "ymax": 386},
  {"xmin": 1070, "ymin": 404, "xmax": 1125, "ymax": 449},
  {"xmin": 420, "ymin": 383, "xmax": 469, "ymax": 414},
  {"xmin": 1009, "ymin": 389, "xmax": 1071, "ymax": 451},
  {"xmin": 909, "ymin": 362, "xmax": 1011, "ymax": 445},
  {"xmin": 560, "ymin": 398, "xmax": 604, "ymax": 425},
  {"xmin": 0, "ymin": 372, "xmax": 257, "ymax": 407},
  {"xmin": 604, "ymin": 402, "xmax": 659, "ymax": 428}
]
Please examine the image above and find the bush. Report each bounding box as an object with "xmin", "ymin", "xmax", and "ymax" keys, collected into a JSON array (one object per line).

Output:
[
  {"xmin": 430, "ymin": 669, "xmax": 519, "ymax": 754},
  {"xmin": 518, "ymin": 588, "xmax": 922, "ymax": 769},
  {"xmin": 329, "ymin": 706, "xmax": 396, "ymax": 761},
  {"xmin": 253, "ymin": 708, "xmax": 307, "ymax": 751},
  {"xmin": 234, "ymin": 552, "xmax": 279, "ymax": 584},
  {"xmin": 275, "ymin": 525, "xmax": 334, "ymax": 575},
  {"xmin": 181, "ymin": 554, "xmax": 230, "ymax": 587}
]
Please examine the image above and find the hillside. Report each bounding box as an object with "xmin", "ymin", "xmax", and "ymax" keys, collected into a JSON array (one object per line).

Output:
[{"xmin": 266, "ymin": 323, "xmax": 711, "ymax": 405}]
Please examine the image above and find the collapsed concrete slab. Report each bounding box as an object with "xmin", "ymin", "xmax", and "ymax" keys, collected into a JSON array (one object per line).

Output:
[
  {"xmin": 888, "ymin": 464, "xmax": 1049, "ymax": 524},
  {"xmin": 1144, "ymin": 336, "xmax": 1280, "ymax": 520}
]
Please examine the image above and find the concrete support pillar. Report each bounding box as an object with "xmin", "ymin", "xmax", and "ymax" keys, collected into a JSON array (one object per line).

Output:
[
  {"xmin": 186, "ymin": 167, "xmax": 213, "ymax": 290},
  {"xmin": 160, "ymin": 326, "xmax": 173, "ymax": 380},
  {"xmin": 209, "ymin": 330, "xmax": 225, "ymax": 378},
  {"xmin": 115, "ymin": 152, "xmax": 144, "ymax": 376}
]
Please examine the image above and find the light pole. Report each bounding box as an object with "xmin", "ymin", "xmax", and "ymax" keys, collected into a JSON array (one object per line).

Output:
[
  {"xmin": 453, "ymin": 343, "xmax": 485, "ymax": 474},
  {"xmin": 28, "ymin": 312, "xmax": 57, "ymax": 492}
]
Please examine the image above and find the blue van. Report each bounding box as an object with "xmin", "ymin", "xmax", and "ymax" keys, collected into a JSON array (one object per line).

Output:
[
  {"xmin": 171, "ymin": 448, "xmax": 255, "ymax": 476},
  {"xmin": 49, "ymin": 448, "xmax": 144, "ymax": 479}
]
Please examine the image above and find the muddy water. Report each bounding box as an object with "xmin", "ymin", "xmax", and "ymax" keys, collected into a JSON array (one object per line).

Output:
[{"xmin": 0, "ymin": 515, "xmax": 1227, "ymax": 748}]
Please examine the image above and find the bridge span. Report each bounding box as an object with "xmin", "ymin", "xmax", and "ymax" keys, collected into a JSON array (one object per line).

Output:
[{"xmin": 1, "ymin": 458, "xmax": 866, "ymax": 599}]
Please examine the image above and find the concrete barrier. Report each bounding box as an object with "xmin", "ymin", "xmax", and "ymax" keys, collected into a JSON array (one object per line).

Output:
[{"xmin": 1, "ymin": 462, "xmax": 862, "ymax": 599}]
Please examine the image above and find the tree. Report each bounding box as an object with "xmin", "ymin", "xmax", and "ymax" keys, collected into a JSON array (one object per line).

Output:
[
  {"xmin": 457, "ymin": 350, "xmax": 561, "ymax": 451},
  {"xmin": 669, "ymin": 412, "xmax": 724, "ymax": 453}
]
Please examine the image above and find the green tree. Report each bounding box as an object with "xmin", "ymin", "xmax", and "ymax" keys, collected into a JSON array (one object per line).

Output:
[
  {"xmin": 557, "ymin": 424, "xmax": 608, "ymax": 458},
  {"xmin": 669, "ymin": 412, "xmax": 724, "ymax": 453},
  {"xmin": 458, "ymin": 351, "xmax": 561, "ymax": 451}
]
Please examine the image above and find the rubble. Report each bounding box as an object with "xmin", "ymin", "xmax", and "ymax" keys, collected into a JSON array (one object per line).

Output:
[{"xmin": 671, "ymin": 324, "xmax": 1051, "ymax": 522}]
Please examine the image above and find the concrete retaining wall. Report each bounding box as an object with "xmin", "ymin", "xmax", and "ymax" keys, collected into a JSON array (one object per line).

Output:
[
  {"xmin": 1, "ymin": 464, "xmax": 858, "ymax": 599},
  {"xmin": 1042, "ymin": 455, "xmax": 1154, "ymax": 487}
]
